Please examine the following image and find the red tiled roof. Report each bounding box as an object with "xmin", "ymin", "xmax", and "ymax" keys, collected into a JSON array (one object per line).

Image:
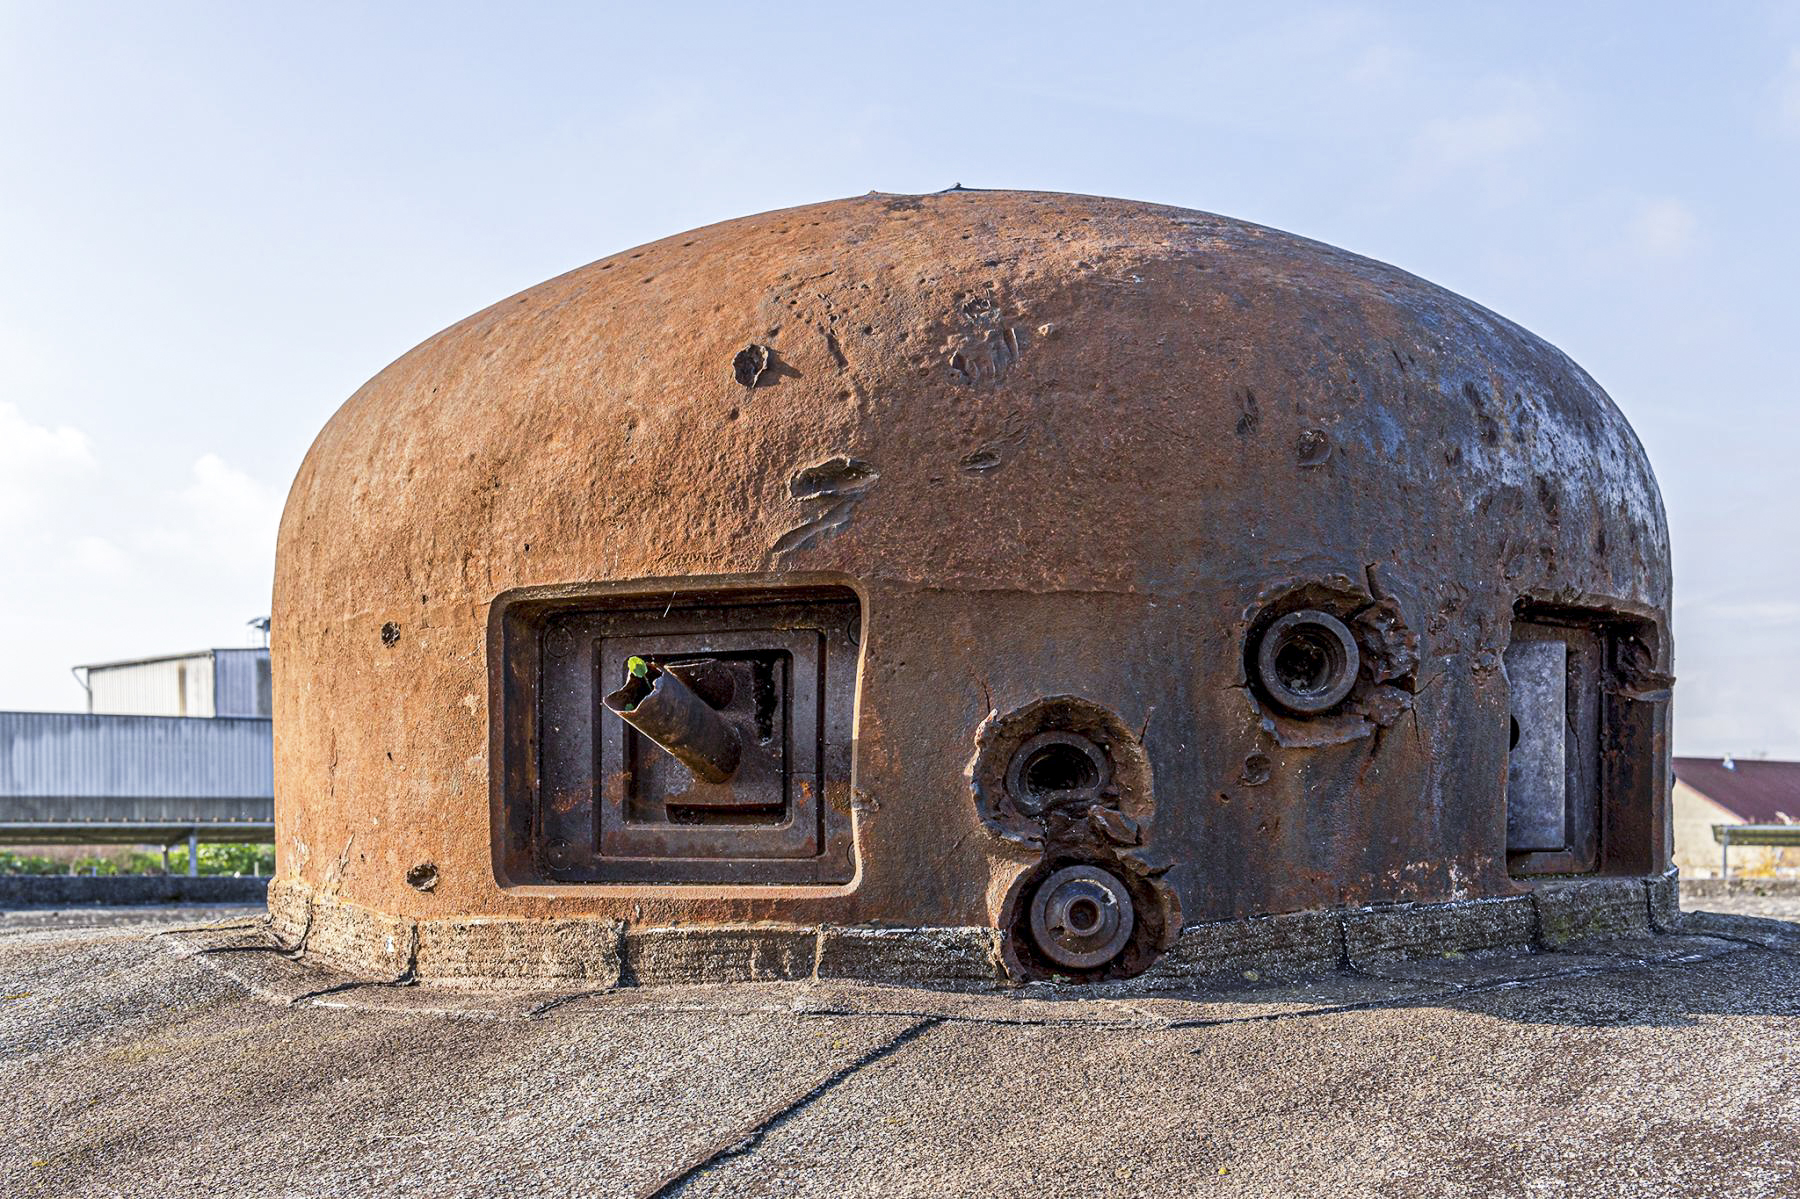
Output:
[{"xmin": 1674, "ymin": 757, "xmax": 1800, "ymax": 824}]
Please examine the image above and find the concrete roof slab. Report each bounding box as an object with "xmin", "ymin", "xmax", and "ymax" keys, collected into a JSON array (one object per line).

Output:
[{"xmin": 3, "ymin": 914, "xmax": 1799, "ymax": 1197}]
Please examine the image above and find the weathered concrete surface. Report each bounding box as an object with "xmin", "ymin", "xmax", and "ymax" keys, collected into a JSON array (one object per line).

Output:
[
  {"xmin": 0, "ymin": 876, "xmax": 267, "ymax": 907},
  {"xmin": 1342, "ymin": 894, "xmax": 1535, "ymax": 964},
  {"xmin": 1137, "ymin": 908, "xmax": 1342, "ymax": 987},
  {"xmin": 1684, "ymin": 878, "xmax": 1800, "ymax": 899},
  {"xmin": 1683, "ymin": 882, "xmax": 1800, "ymax": 923},
  {"xmin": 271, "ymin": 873, "xmax": 1673, "ymax": 988},
  {"xmin": 815, "ymin": 925, "xmax": 1003, "ymax": 990},
  {"xmin": 622, "ymin": 925, "xmax": 817, "ymax": 986},
  {"xmin": 0, "ymin": 902, "xmax": 262, "ymax": 932},
  {"xmin": 1534, "ymin": 877, "xmax": 1655, "ymax": 947},
  {"xmin": 4, "ymin": 910, "xmax": 1798, "ymax": 1197}
]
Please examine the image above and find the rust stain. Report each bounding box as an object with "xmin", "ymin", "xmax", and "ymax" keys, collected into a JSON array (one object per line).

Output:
[{"xmin": 271, "ymin": 190, "xmax": 1673, "ymax": 979}]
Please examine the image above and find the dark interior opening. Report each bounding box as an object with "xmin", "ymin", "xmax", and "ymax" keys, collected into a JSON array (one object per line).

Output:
[
  {"xmin": 1274, "ymin": 629, "xmax": 1340, "ymax": 696},
  {"xmin": 1021, "ymin": 742, "xmax": 1100, "ymax": 797},
  {"xmin": 1065, "ymin": 896, "xmax": 1103, "ymax": 935}
]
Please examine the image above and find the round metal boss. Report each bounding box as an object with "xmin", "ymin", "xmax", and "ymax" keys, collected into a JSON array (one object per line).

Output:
[
  {"xmin": 1028, "ymin": 864, "xmax": 1135, "ymax": 970},
  {"xmin": 1255, "ymin": 609, "xmax": 1360, "ymax": 716}
]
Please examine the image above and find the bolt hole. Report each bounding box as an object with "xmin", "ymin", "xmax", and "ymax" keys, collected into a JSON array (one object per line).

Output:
[
  {"xmin": 1021, "ymin": 742, "xmax": 1099, "ymax": 797},
  {"xmin": 1509, "ymin": 715, "xmax": 1521, "ymax": 750},
  {"xmin": 1273, "ymin": 630, "xmax": 1341, "ymax": 697},
  {"xmin": 1065, "ymin": 896, "xmax": 1103, "ymax": 935}
]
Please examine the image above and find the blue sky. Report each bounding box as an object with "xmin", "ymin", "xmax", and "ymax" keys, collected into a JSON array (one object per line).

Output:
[{"xmin": 1, "ymin": 1, "xmax": 1797, "ymax": 756}]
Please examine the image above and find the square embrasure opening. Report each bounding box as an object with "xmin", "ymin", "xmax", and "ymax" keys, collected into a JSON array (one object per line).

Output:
[
  {"xmin": 1504, "ymin": 603, "xmax": 1665, "ymax": 878},
  {"xmin": 490, "ymin": 585, "xmax": 861, "ymax": 886}
]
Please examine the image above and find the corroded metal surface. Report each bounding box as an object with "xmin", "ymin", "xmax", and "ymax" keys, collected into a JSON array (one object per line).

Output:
[{"xmin": 272, "ymin": 190, "xmax": 1672, "ymax": 980}]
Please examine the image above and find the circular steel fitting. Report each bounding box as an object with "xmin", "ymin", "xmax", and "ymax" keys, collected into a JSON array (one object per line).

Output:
[
  {"xmin": 1255, "ymin": 609, "xmax": 1360, "ymax": 716},
  {"xmin": 1028, "ymin": 864, "xmax": 1135, "ymax": 969},
  {"xmin": 1004, "ymin": 731, "xmax": 1108, "ymax": 816}
]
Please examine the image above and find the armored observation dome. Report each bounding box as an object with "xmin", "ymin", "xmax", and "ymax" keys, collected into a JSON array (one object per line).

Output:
[{"xmin": 270, "ymin": 191, "xmax": 1674, "ymax": 986}]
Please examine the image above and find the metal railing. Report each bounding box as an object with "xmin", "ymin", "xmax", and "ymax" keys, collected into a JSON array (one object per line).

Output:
[{"xmin": 1712, "ymin": 824, "xmax": 1800, "ymax": 879}]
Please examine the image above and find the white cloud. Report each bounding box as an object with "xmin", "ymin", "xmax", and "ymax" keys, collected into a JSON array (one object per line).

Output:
[
  {"xmin": 140, "ymin": 453, "xmax": 285, "ymax": 561},
  {"xmin": 182, "ymin": 453, "xmax": 283, "ymax": 531},
  {"xmin": 0, "ymin": 322, "xmax": 69, "ymax": 396},
  {"xmin": 1412, "ymin": 80, "xmax": 1547, "ymax": 176},
  {"xmin": 0, "ymin": 400, "xmax": 94, "ymax": 525},
  {"xmin": 1628, "ymin": 197, "xmax": 1699, "ymax": 259},
  {"xmin": 61, "ymin": 534, "xmax": 130, "ymax": 576},
  {"xmin": 0, "ymin": 447, "xmax": 282, "ymax": 710}
]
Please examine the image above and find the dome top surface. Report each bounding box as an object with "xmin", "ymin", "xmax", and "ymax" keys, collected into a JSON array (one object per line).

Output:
[{"xmin": 280, "ymin": 189, "xmax": 1665, "ymax": 606}]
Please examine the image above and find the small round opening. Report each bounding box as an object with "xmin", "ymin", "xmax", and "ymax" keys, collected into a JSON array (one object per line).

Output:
[
  {"xmin": 1000, "ymin": 728, "xmax": 1114, "ymax": 820},
  {"xmin": 1253, "ymin": 609, "xmax": 1360, "ymax": 717},
  {"xmin": 1064, "ymin": 896, "xmax": 1103, "ymax": 935},
  {"xmin": 1509, "ymin": 715, "xmax": 1521, "ymax": 750},
  {"xmin": 1273, "ymin": 630, "xmax": 1341, "ymax": 696},
  {"xmin": 1021, "ymin": 742, "xmax": 1100, "ymax": 797}
]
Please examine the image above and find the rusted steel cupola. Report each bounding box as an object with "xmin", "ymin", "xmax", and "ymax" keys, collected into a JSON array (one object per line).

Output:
[{"xmin": 270, "ymin": 191, "xmax": 1675, "ymax": 986}]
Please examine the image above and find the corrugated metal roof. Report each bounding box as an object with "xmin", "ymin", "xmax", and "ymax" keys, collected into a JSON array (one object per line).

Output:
[
  {"xmin": 76, "ymin": 650, "xmax": 217, "ymax": 673},
  {"xmin": 1673, "ymin": 756, "xmax": 1800, "ymax": 824}
]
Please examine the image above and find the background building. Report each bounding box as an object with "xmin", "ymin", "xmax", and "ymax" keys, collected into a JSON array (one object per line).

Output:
[
  {"xmin": 0, "ymin": 642, "xmax": 273, "ymax": 874},
  {"xmin": 1673, "ymin": 755, "xmax": 1800, "ymax": 877},
  {"xmin": 76, "ymin": 647, "xmax": 272, "ymax": 719}
]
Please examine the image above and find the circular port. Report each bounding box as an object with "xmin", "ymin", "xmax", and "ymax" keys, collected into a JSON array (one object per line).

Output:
[
  {"xmin": 968, "ymin": 696, "xmax": 1153, "ymax": 849},
  {"xmin": 1005, "ymin": 732, "xmax": 1108, "ymax": 816},
  {"xmin": 1028, "ymin": 864, "xmax": 1135, "ymax": 970},
  {"xmin": 1254, "ymin": 609, "xmax": 1360, "ymax": 716}
]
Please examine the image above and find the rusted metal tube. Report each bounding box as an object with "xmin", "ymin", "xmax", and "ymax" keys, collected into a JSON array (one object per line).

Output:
[{"xmin": 604, "ymin": 659, "xmax": 742, "ymax": 784}]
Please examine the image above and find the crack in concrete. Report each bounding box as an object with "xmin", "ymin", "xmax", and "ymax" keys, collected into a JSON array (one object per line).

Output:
[
  {"xmin": 526, "ymin": 989, "xmax": 613, "ymax": 1019},
  {"xmin": 285, "ymin": 978, "xmax": 375, "ymax": 1005},
  {"xmin": 287, "ymin": 948, "xmax": 421, "ymax": 1006},
  {"xmin": 607, "ymin": 949, "xmax": 1760, "ymax": 1192},
  {"xmin": 151, "ymin": 918, "xmax": 266, "ymax": 939},
  {"xmin": 639, "ymin": 1016, "xmax": 944, "ymax": 1199},
  {"xmin": 1674, "ymin": 928, "xmax": 1800, "ymax": 954},
  {"xmin": 1160, "ymin": 947, "xmax": 1755, "ymax": 1036}
]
